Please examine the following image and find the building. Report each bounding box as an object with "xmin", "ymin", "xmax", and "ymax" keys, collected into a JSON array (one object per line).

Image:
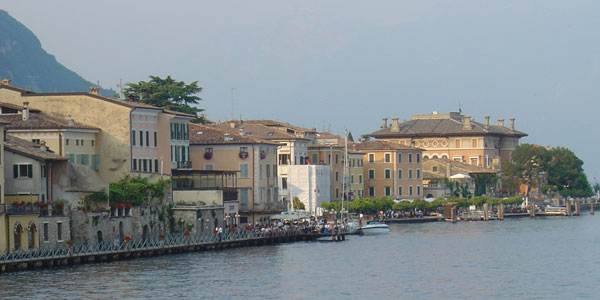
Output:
[
  {"xmin": 352, "ymin": 140, "xmax": 423, "ymax": 200},
  {"xmin": 188, "ymin": 124, "xmax": 280, "ymax": 225},
  {"xmin": 242, "ymin": 120, "xmax": 317, "ymax": 143},
  {"xmin": 286, "ymin": 165, "xmax": 330, "ymax": 216},
  {"xmin": 0, "ymin": 82, "xmax": 195, "ymax": 183},
  {"xmin": 368, "ymin": 112, "xmax": 527, "ymax": 169},
  {"xmin": 348, "ymin": 151, "xmax": 364, "ymax": 199},
  {"xmin": 0, "ymin": 102, "xmax": 101, "ymax": 171},
  {"xmin": 211, "ymin": 121, "xmax": 310, "ymax": 210},
  {"xmin": 422, "ymin": 158, "xmax": 498, "ymax": 199},
  {"xmin": 2, "ymin": 135, "xmax": 71, "ymax": 251}
]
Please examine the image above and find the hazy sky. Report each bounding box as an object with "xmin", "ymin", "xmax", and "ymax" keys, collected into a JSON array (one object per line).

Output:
[{"xmin": 4, "ymin": 1, "xmax": 600, "ymax": 180}]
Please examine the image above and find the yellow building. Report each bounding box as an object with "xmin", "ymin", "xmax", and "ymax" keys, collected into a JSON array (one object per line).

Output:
[
  {"xmin": 368, "ymin": 112, "xmax": 527, "ymax": 169},
  {"xmin": 1, "ymin": 135, "xmax": 68, "ymax": 252},
  {"xmin": 352, "ymin": 140, "xmax": 424, "ymax": 200},
  {"xmin": 348, "ymin": 151, "xmax": 364, "ymax": 199},
  {"xmin": 0, "ymin": 82, "xmax": 194, "ymax": 183},
  {"xmin": 189, "ymin": 124, "xmax": 280, "ymax": 224}
]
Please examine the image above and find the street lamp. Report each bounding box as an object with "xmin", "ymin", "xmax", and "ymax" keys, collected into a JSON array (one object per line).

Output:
[{"xmin": 179, "ymin": 218, "xmax": 185, "ymax": 234}]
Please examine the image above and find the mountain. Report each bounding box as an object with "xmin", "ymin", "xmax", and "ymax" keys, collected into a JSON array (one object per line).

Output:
[{"xmin": 0, "ymin": 10, "xmax": 113, "ymax": 96}]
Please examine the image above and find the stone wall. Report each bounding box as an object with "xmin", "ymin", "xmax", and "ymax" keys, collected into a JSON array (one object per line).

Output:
[{"xmin": 39, "ymin": 216, "xmax": 71, "ymax": 247}]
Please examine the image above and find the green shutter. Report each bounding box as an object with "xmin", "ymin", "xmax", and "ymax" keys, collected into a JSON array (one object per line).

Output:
[
  {"xmin": 13, "ymin": 165, "xmax": 18, "ymax": 178},
  {"xmin": 27, "ymin": 165, "xmax": 33, "ymax": 178}
]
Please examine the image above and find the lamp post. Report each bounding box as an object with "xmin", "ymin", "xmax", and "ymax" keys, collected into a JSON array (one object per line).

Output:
[
  {"xmin": 235, "ymin": 213, "xmax": 240, "ymax": 226},
  {"xmin": 225, "ymin": 214, "xmax": 231, "ymax": 227},
  {"xmin": 180, "ymin": 218, "xmax": 185, "ymax": 235}
]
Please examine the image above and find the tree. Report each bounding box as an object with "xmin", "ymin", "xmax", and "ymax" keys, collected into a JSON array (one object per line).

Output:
[
  {"xmin": 124, "ymin": 75, "xmax": 205, "ymax": 123},
  {"xmin": 292, "ymin": 197, "xmax": 305, "ymax": 210},
  {"xmin": 546, "ymin": 147, "xmax": 593, "ymax": 197},
  {"xmin": 502, "ymin": 144, "xmax": 550, "ymax": 198}
]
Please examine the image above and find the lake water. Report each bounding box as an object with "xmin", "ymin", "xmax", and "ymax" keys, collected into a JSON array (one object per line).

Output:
[{"xmin": 1, "ymin": 214, "xmax": 599, "ymax": 299}]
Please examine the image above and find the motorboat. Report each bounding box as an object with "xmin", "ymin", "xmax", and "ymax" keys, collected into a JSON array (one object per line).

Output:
[
  {"xmin": 360, "ymin": 221, "xmax": 390, "ymax": 234},
  {"xmin": 544, "ymin": 205, "xmax": 568, "ymax": 216},
  {"xmin": 344, "ymin": 221, "xmax": 362, "ymax": 234}
]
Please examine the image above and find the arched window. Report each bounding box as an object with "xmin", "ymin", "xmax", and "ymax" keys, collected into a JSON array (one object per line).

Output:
[
  {"xmin": 14, "ymin": 223, "xmax": 23, "ymax": 250},
  {"xmin": 28, "ymin": 222, "xmax": 37, "ymax": 249}
]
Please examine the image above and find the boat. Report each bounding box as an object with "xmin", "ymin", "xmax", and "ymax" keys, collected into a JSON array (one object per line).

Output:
[
  {"xmin": 544, "ymin": 205, "xmax": 568, "ymax": 216},
  {"xmin": 344, "ymin": 221, "xmax": 361, "ymax": 234},
  {"xmin": 360, "ymin": 221, "xmax": 390, "ymax": 234}
]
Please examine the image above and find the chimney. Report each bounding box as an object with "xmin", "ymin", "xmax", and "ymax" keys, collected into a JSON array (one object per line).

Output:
[
  {"xmin": 22, "ymin": 102, "xmax": 30, "ymax": 121},
  {"xmin": 89, "ymin": 87, "xmax": 99, "ymax": 94},
  {"xmin": 484, "ymin": 116, "xmax": 490, "ymax": 129},
  {"xmin": 510, "ymin": 118, "xmax": 515, "ymax": 130},
  {"xmin": 68, "ymin": 114, "xmax": 75, "ymax": 126},
  {"xmin": 381, "ymin": 117, "xmax": 388, "ymax": 129},
  {"xmin": 390, "ymin": 117, "xmax": 400, "ymax": 132},
  {"xmin": 498, "ymin": 118, "xmax": 504, "ymax": 127},
  {"xmin": 1, "ymin": 78, "xmax": 11, "ymax": 85},
  {"xmin": 463, "ymin": 115, "xmax": 472, "ymax": 130}
]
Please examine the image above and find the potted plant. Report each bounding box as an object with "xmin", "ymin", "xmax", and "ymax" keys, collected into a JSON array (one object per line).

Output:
[
  {"xmin": 260, "ymin": 150, "xmax": 266, "ymax": 160},
  {"xmin": 66, "ymin": 240, "xmax": 72, "ymax": 248},
  {"xmin": 239, "ymin": 151, "xmax": 248, "ymax": 159},
  {"xmin": 204, "ymin": 152, "xmax": 213, "ymax": 160}
]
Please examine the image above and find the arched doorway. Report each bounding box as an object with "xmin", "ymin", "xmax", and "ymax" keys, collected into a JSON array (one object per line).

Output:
[
  {"xmin": 28, "ymin": 222, "xmax": 37, "ymax": 249},
  {"xmin": 142, "ymin": 225, "xmax": 149, "ymax": 240},
  {"xmin": 97, "ymin": 230, "xmax": 103, "ymax": 243},
  {"xmin": 14, "ymin": 223, "xmax": 23, "ymax": 250}
]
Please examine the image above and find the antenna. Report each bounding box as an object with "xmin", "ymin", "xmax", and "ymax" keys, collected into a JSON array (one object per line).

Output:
[
  {"xmin": 116, "ymin": 78, "xmax": 124, "ymax": 99},
  {"xmin": 458, "ymin": 101, "xmax": 463, "ymax": 114}
]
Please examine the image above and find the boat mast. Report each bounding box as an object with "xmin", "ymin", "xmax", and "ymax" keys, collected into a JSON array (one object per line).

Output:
[{"xmin": 343, "ymin": 130, "xmax": 349, "ymax": 223}]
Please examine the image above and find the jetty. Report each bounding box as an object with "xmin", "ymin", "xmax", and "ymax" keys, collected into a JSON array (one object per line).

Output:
[{"xmin": 0, "ymin": 229, "xmax": 345, "ymax": 273}]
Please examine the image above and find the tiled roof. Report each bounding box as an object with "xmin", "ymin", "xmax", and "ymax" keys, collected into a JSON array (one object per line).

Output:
[
  {"xmin": 350, "ymin": 140, "xmax": 420, "ymax": 151},
  {"xmin": 5, "ymin": 135, "xmax": 67, "ymax": 161},
  {"xmin": 369, "ymin": 113, "xmax": 527, "ymax": 138},
  {"xmin": 211, "ymin": 122, "xmax": 309, "ymax": 141},
  {"xmin": 242, "ymin": 120, "xmax": 316, "ymax": 133},
  {"xmin": 0, "ymin": 102, "xmax": 41, "ymax": 113},
  {"xmin": 189, "ymin": 124, "xmax": 277, "ymax": 145},
  {"xmin": 0, "ymin": 113, "xmax": 99, "ymax": 130}
]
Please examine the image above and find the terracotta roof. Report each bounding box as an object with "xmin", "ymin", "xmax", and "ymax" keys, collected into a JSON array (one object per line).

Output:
[
  {"xmin": 0, "ymin": 113, "xmax": 99, "ymax": 131},
  {"xmin": 369, "ymin": 113, "xmax": 527, "ymax": 138},
  {"xmin": 211, "ymin": 122, "xmax": 309, "ymax": 141},
  {"xmin": 163, "ymin": 109, "xmax": 196, "ymax": 118},
  {"xmin": 0, "ymin": 102, "xmax": 41, "ymax": 113},
  {"xmin": 350, "ymin": 140, "xmax": 420, "ymax": 151},
  {"xmin": 5, "ymin": 135, "xmax": 67, "ymax": 161},
  {"xmin": 242, "ymin": 120, "xmax": 316, "ymax": 133},
  {"xmin": 189, "ymin": 124, "xmax": 278, "ymax": 145}
]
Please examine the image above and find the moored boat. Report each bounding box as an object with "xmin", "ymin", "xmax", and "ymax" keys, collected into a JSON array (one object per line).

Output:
[{"xmin": 360, "ymin": 221, "xmax": 390, "ymax": 234}]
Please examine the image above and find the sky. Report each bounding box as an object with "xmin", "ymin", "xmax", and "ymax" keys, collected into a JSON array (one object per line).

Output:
[{"xmin": 4, "ymin": 0, "xmax": 600, "ymax": 181}]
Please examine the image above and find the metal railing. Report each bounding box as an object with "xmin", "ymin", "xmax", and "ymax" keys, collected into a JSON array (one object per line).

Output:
[
  {"xmin": 0, "ymin": 227, "xmax": 333, "ymax": 263},
  {"xmin": 5, "ymin": 204, "xmax": 40, "ymax": 215}
]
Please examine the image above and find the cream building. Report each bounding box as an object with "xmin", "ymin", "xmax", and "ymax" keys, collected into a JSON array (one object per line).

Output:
[
  {"xmin": 368, "ymin": 112, "xmax": 527, "ymax": 169},
  {"xmin": 189, "ymin": 124, "xmax": 280, "ymax": 224},
  {"xmin": 348, "ymin": 151, "xmax": 364, "ymax": 199},
  {"xmin": 0, "ymin": 82, "xmax": 194, "ymax": 183}
]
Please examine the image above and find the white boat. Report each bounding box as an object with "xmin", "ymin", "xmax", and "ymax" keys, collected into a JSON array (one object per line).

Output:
[
  {"xmin": 345, "ymin": 221, "xmax": 361, "ymax": 234},
  {"xmin": 544, "ymin": 206, "xmax": 568, "ymax": 216},
  {"xmin": 360, "ymin": 221, "xmax": 390, "ymax": 234}
]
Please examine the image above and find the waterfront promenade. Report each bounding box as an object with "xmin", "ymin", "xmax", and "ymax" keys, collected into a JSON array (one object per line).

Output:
[{"xmin": 0, "ymin": 228, "xmax": 344, "ymax": 273}]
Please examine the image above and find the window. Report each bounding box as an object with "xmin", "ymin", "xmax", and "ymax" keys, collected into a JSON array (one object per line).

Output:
[
  {"xmin": 282, "ymin": 177, "xmax": 288, "ymax": 189},
  {"xmin": 384, "ymin": 169, "xmax": 391, "ymax": 179},
  {"xmin": 385, "ymin": 186, "xmax": 391, "ymax": 196},
  {"xmin": 41, "ymin": 165, "xmax": 46, "ymax": 178},
  {"xmin": 146, "ymin": 131, "xmax": 150, "ymax": 147},
  {"xmin": 416, "ymin": 169, "xmax": 421, "ymax": 179},
  {"xmin": 409, "ymin": 169, "xmax": 413, "ymax": 179},
  {"xmin": 408, "ymin": 153, "xmax": 413, "ymax": 163},
  {"xmin": 132, "ymin": 158, "xmax": 137, "ymax": 170},
  {"xmin": 369, "ymin": 186, "xmax": 375, "ymax": 197},
  {"xmin": 154, "ymin": 159, "xmax": 158, "ymax": 173},
  {"xmin": 43, "ymin": 223, "xmax": 49, "ymax": 242},
  {"xmin": 311, "ymin": 154, "xmax": 318, "ymax": 164},
  {"xmin": 259, "ymin": 165, "xmax": 263, "ymax": 178},
  {"xmin": 409, "ymin": 186, "xmax": 413, "ymax": 196},
  {"xmin": 240, "ymin": 164, "xmax": 249, "ymax": 178},
  {"xmin": 336, "ymin": 172, "xmax": 339, "ymax": 182},
  {"xmin": 92, "ymin": 154, "xmax": 100, "ymax": 171},
  {"xmin": 335, "ymin": 154, "xmax": 339, "ymax": 164},
  {"xmin": 78, "ymin": 154, "xmax": 89, "ymax": 165},
  {"xmin": 240, "ymin": 147, "xmax": 248, "ymax": 153},
  {"xmin": 384, "ymin": 153, "xmax": 391, "ymax": 163},
  {"xmin": 143, "ymin": 159, "xmax": 148, "ymax": 172},
  {"xmin": 358, "ymin": 159, "xmax": 363, "ymax": 167},
  {"xmin": 351, "ymin": 175, "xmax": 355, "ymax": 183},
  {"xmin": 416, "ymin": 154, "xmax": 421, "ymax": 163},
  {"xmin": 148, "ymin": 159, "xmax": 153, "ymax": 172},
  {"xmin": 92, "ymin": 140, "xmax": 94, "ymax": 147},
  {"xmin": 417, "ymin": 185, "xmax": 421, "ymax": 195},
  {"xmin": 398, "ymin": 153, "xmax": 402, "ymax": 163},
  {"xmin": 66, "ymin": 139, "xmax": 69, "ymax": 146},
  {"xmin": 76, "ymin": 139, "xmax": 79, "ymax": 146},
  {"xmin": 358, "ymin": 174, "xmax": 363, "ymax": 183},
  {"xmin": 240, "ymin": 189, "xmax": 248, "ymax": 205},
  {"xmin": 273, "ymin": 165, "xmax": 277, "ymax": 178},
  {"xmin": 13, "ymin": 164, "xmax": 33, "ymax": 179},
  {"xmin": 205, "ymin": 164, "xmax": 214, "ymax": 170},
  {"xmin": 57, "ymin": 222, "xmax": 63, "ymax": 241},
  {"xmin": 433, "ymin": 166, "xmax": 438, "ymax": 172},
  {"xmin": 336, "ymin": 188, "xmax": 339, "ymax": 198},
  {"xmin": 81, "ymin": 140, "xmax": 85, "ymax": 146},
  {"xmin": 368, "ymin": 153, "xmax": 375, "ymax": 163},
  {"xmin": 398, "ymin": 186, "xmax": 403, "ymax": 196},
  {"xmin": 368, "ymin": 169, "xmax": 375, "ymax": 179},
  {"xmin": 32, "ymin": 139, "xmax": 40, "ymax": 144},
  {"xmin": 154, "ymin": 131, "xmax": 157, "ymax": 147},
  {"xmin": 139, "ymin": 130, "xmax": 143, "ymax": 147},
  {"xmin": 206, "ymin": 147, "xmax": 213, "ymax": 154},
  {"xmin": 398, "ymin": 169, "xmax": 402, "ymax": 179}
]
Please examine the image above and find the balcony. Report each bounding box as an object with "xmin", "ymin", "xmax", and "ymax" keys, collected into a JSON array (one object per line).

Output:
[
  {"xmin": 173, "ymin": 161, "xmax": 192, "ymax": 170},
  {"xmin": 223, "ymin": 188, "xmax": 238, "ymax": 201},
  {"xmin": 4, "ymin": 204, "xmax": 40, "ymax": 215}
]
